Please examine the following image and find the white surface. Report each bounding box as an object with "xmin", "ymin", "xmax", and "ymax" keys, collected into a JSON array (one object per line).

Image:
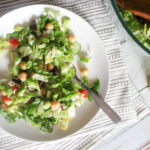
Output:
[
  {"xmin": 94, "ymin": 26, "xmax": 150, "ymax": 150},
  {"xmin": 0, "ymin": 5, "xmax": 109, "ymax": 141}
]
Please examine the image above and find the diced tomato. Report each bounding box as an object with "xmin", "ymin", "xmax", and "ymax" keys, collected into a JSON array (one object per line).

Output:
[
  {"xmin": 9, "ymin": 38, "xmax": 19, "ymax": 47},
  {"xmin": 79, "ymin": 89, "xmax": 88, "ymax": 98},
  {"xmin": 2, "ymin": 86, "xmax": 19, "ymax": 102},
  {"xmin": 3, "ymin": 96, "xmax": 12, "ymax": 101},
  {"xmin": 11, "ymin": 86, "xmax": 19, "ymax": 96}
]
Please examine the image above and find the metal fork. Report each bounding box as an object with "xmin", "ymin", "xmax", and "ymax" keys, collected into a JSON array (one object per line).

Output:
[{"xmin": 74, "ymin": 67, "xmax": 121, "ymax": 124}]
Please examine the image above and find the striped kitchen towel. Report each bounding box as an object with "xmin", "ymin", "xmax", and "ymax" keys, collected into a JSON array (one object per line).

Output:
[{"xmin": 0, "ymin": 0, "xmax": 149, "ymax": 150}]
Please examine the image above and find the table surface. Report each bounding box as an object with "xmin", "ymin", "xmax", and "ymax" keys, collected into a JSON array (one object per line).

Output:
[
  {"xmin": 94, "ymin": 22, "xmax": 150, "ymax": 150},
  {"xmin": 0, "ymin": 1, "xmax": 150, "ymax": 149}
]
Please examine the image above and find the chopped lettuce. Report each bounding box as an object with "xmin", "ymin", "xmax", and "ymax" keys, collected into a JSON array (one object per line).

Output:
[
  {"xmin": 118, "ymin": 7, "xmax": 150, "ymax": 50},
  {"xmin": 37, "ymin": 14, "xmax": 49, "ymax": 32},
  {"xmin": 6, "ymin": 27, "xmax": 30, "ymax": 42},
  {"xmin": 14, "ymin": 25, "xmax": 23, "ymax": 32},
  {"xmin": 0, "ymin": 37, "xmax": 10, "ymax": 55},
  {"xmin": 0, "ymin": 105, "xmax": 18, "ymax": 123},
  {"xmin": 69, "ymin": 41, "xmax": 81, "ymax": 54},
  {"xmin": 16, "ymin": 87, "xmax": 26, "ymax": 97},
  {"xmin": 0, "ymin": 84, "xmax": 13, "ymax": 97},
  {"xmin": 25, "ymin": 78, "xmax": 41, "ymax": 95},
  {"xmin": 80, "ymin": 56, "xmax": 91, "ymax": 63},
  {"xmin": 18, "ymin": 45, "xmax": 32, "ymax": 57},
  {"xmin": 62, "ymin": 16, "xmax": 71, "ymax": 33},
  {"xmin": 13, "ymin": 91, "xmax": 39, "ymax": 105},
  {"xmin": 82, "ymin": 76, "xmax": 89, "ymax": 86},
  {"xmin": 90, "ymin": 79, "xmax": 100, "ymax": 94},
  {"xmin": 10, "ymin": 58, "xmax": 22, "ymax": 77},
  {"xmin": 32, "ymin": 73, "xmax": 49, "ymax": 82},
  {"xmin": 45, "ymin": 8, "xmax": 60, "ymax": 19},
  {"xmin": 9, "ymin": 51, "xmax": 18, "ymax": 67},
  {"xmin": 60, "ymin": 92, "xmax": 80, "ymax": 101}
]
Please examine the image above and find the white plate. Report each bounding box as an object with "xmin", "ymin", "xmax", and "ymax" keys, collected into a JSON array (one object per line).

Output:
[{"xmin": 0, "ymin": 4, "xmax": 109, "ymax": 141}]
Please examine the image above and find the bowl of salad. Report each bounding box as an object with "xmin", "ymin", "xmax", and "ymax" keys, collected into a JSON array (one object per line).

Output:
[
  {"xmin": 110, "ymin": 0, "xmax": 150, "ymax": 55},
  {"xmin": 0, "ymin": 5, "xmax": 109, "ymax": 141}
]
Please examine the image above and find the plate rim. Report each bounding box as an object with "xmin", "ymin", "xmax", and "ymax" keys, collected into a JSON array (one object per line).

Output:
[{"xmin": 0, "ymin": 4, "xmax": 110, "ymax": 142}]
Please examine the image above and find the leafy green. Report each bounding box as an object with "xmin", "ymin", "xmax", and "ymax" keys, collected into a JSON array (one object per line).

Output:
[
  {"xmin": 87, "ymin": 93, "xmax": 93, "ymax": 101},
  {"xmin": 45, "ymin": 8, "xmax": 60, "ymax": 19},
  {"xmin": 90, "ymin": 79, "xmax": 100, "ymax": 94},
  {"xmin": 0, "ymin": 106, "xmax": 18, "ymax": 123},
  {"xmin": 0, "ymin": 37, "xmax": 10, "ymax": 55},
  {"xmin": 62, "ymin": 16, "xmax": 71, "ymax": 33},
  {"xmin": 32, "ymin": 73, "xmax": 49, "ymax": 82},
  {"xmin": 9, "ymin": 51, "xmax": 18, "ymax": 67},
  {"xmin": 0, "ymin": 84, "xmax": 13, "ymax": 97},
  {"xmin": 80, "ymin": 56, "xmax": 91, "ymax": 63},
  {"xmin": 16, "ymin": 87, "xmax": 26, "ymax": 97},
  {"xmin": 26, "ymin": 60, "xmax": 32, "ymax": 69},
  {"xmin": 60, "ymin": 92, "xmax": 80, "ymax": 101},
  {"xmin": 69, "ymin": 41, "xmax": 81, "ymax": 54},
  {"xmin": 13, "ymin": 91, "xmax": 39, "ymax": 105},
  {"xmin": 25, "ymin": 78, "xmax": 41, "ymax": 95},
  {"xmin": 18, "ymin": 45, "xmax": 32, "ymax": 57},
  {"xmin": 45, "ymin": 48, "xmax": 54, "ymax": 64},
  {"xmin": 37, "ymin": 14, "xmax": 49, "ymax": 32},
  {"xmin": 14, "ymin": 25, "xmax": 23, "ymax": 32},
  {"xmin": 6, "ymin": 27, "xmax": 30, "ymax": 42},
  {"xmin": 29, "ymin": 44, "xmax": 41, "ymax": 60},
  {"xmin": 119, "ymin": 7, "xmax": 150, "ymax": 50},
  {"xmin": 6, "ymin": 32, "xmax": 20, "ymax": 41},
  {"xmin": 10, "ymin": 58, "xmax": 22, "ymax": 77},
  {"xmin": 82, "ymin": 76, "xmax": 89, "ymax": 86}
]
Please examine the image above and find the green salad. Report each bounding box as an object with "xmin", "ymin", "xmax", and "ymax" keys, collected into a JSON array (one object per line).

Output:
[
  {"xmin": 118, "ymin": 7, "xmax": 150, "ymax": 50},
  {"xmin": 0, "ymin": 9, "xmax": 100, "ymax": 133}
]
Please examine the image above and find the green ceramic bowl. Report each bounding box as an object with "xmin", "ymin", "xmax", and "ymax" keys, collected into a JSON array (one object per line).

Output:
[{"xmin": 110, "ymin": 0, "xmax": 150, "ymax": 55}]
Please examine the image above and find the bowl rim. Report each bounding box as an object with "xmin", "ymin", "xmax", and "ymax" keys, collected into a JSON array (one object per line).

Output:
[{"xmin": 110, "ymin": 0, "xmax": 150, "ymax": 55}]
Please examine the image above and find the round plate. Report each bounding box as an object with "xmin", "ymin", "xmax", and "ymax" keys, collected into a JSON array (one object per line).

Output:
[{"xmin": 0, "ymin": 4, "xmax": 109, "ymax": 141}]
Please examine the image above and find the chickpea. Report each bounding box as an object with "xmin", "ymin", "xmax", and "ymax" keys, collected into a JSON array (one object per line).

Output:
[
  {"xmin": 80, "ymin": 68, "xmax": 89, "ymax": 76},
  {"xmin": 68, "ymin": 34, "xmax": 76, "ymax": 43},
  {"xmin": 2, "ymin": 103, "xmax": 8, "ymax": 111},
  {"xmin": 19, "ymin": 72, "xmax": 27, "ymax": 82},
  {"xmin": 1, "ymin": 90, "xmax": 7, "ymax": 96},
  {"xmin": 47, "ymin": 63, "xmax": 54, "ymax": 71},
  {"xmin": 38, "ymin": 64, "xmax": 44, "ymax": 69},
  {"xmin": 41, "ymin": 88, "xmax": 46, "ymax": 96},
  {"xmin": 20, "ymin": 61, "xmax": 27, "ymax": 70},
  {"xmin": 50, "ymin": 101, "xmax": 60, "ymax": 111},
  {"xmin": 45, "ymin": 23, "xmax": 54, "ymax": 30}
]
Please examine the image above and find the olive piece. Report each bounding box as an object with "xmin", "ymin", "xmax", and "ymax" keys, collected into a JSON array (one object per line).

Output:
[
  {"xmin": 12, "ymin": 79, "xmax": 22, "ymax": 84},
  {"xmin": 22, "ymin": 56, "xmax": 29, "ymax": 61},
  {"xmin": 26, "ymin": 98, "xmax": 35, "ymax": 104},
  {"xmin": 29, "ymin": 20, "xmax": 37, "ymax": 32},
  {"xmin": 52, "ymin": 67, "xmax": 60, "ymax": 75},
  {"xmin": 41, "ymin": 88, "xmax": 46, "ymax": 96},
  {"xmin": 38, "ymin": 81, "xmax": 44, "ymax": 88}
]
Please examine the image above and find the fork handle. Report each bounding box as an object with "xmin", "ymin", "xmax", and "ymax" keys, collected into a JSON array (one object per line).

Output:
[{"xmin": 75, "ymin": 76, "xmax": 121, "ymax": 124}]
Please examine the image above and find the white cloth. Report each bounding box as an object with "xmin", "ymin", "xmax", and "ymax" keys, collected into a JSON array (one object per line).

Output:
[{"xmin": 0, "ymin": 0, "xmax": 149, "ymax": 150}]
